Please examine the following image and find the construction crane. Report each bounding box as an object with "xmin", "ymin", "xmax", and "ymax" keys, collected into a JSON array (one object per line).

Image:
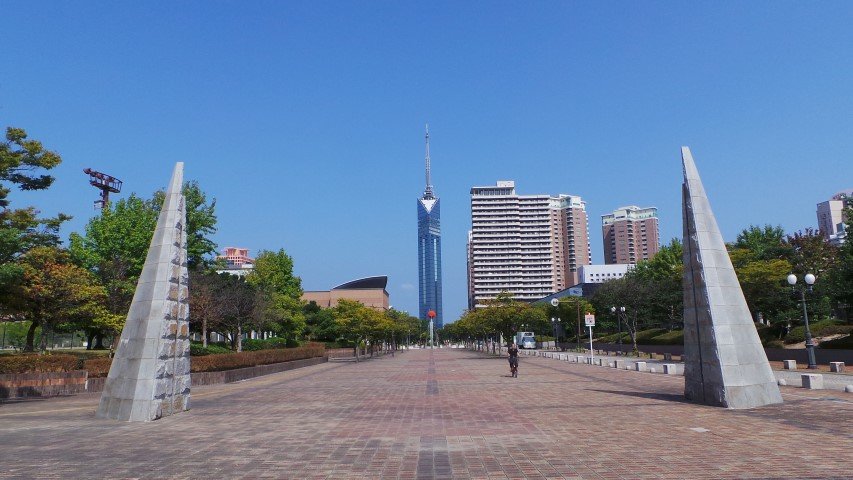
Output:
[{"xmin": 83, "ymin": 168, "xmax": 122, "ymax": 209}]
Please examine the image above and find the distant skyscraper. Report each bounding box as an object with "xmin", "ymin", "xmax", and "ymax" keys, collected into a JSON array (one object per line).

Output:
[
  {"xmin": 602, "ymin": 205, "xmax": 660, "ymax": 264},
  {"xmin": 417, "ymin": 125, "xmax": 443, "ymax": 327},
  {"xmin": 467, "ymin": 181, "xmax": 590, "ymax": 308},
  {"xmin": 816, "ymin": 189, "xmax": 851, "ymax": 245}
]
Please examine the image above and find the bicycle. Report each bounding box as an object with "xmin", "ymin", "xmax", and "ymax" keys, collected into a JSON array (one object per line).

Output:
[{"xmin": 509, "ymin": 359, "xmax": 518, "ymax": 378}]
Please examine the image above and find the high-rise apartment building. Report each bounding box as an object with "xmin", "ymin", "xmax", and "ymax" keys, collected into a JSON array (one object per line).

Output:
[
  {"xmin": 816, "ymin": 189, "xmax": 851, "ymax": 245},
  {"xmin": 467, "ymin": 181, "xmax": 590, "ymax": 308},
  {"xmin": 417, "ymin": 126, "xmax": 443, "ymax": 328},
  {"xmin": 602, "ymin": 206, "xmax": 660, "ymax": 264}
]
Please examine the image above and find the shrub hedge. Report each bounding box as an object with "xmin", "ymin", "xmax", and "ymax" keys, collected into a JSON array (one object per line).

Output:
[
  {"xmin": 190, "ymin": 343, "xmax": 232, "ymax": 356},
  {"xmin": 818, "ymin": 334, "xmax": 853, "ymax": 350},
  {"xmin": 0, "ymin": 354, "xmax": 81, "ymax": 374},
  {"xmin": 2, "ymin": 343, "xmax": 326, "ymax": 376},
  {"xmin": 242, "ymin": 337, "xmax": 300, "ymax": 351},
  {"xmin": 784, "ymin": 319, "xmax": 845, "ymax": 344},
  {"xmin": 190, "ymin": 343, "xmax": 325, "ymax": 373},
  {"xmin": 83, "ymin": 357, "xmax": 113, "ymax": 378}
]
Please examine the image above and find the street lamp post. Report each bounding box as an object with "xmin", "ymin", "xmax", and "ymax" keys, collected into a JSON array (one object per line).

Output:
[
  {"xmin": 611, "ymin": 306, "xmax": 625, "ymax": 353},
  {"xmin": 551, "ymin": 317, "xmax": 561, "ymax": 350},
  {"xmin": 787, "ymin": 273, "xmax": 817, "ymax": 370}
]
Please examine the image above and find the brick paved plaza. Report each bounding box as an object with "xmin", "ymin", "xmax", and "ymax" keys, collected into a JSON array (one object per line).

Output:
[{"xmin": 1, "ymin": 348, "xmax": 851, "ymax": 479}]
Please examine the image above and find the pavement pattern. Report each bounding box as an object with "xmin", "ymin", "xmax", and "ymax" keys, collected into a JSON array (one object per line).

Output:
[{"xmin": 1, "ymin": 348, "xmax": 851, "ymax": 479}]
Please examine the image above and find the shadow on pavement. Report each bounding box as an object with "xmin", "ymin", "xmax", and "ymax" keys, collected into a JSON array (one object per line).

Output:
[{"xmin": 587, "ymin": 389, "xmax": 688, "ymax": 404}]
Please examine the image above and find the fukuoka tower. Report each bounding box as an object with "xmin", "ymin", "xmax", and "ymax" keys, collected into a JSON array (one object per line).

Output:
[{"xmin": 417, "ymin": 125, "xmax": 444, "ymax": 328}]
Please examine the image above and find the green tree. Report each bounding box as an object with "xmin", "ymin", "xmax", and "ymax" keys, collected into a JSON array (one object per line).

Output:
[
  {"xmin": 69, "ymin": 195, "xmax": 159, "ymax": 344},
  {"xmin": 552, "ymin": 296, "xmax": 595, "ymax": 342},
  {"xmin": 212, "ymin": 274, "xmax": 260, "ymax": 352},
  {"xmin": 732, "ymin": 257, "xmax": 793, "ymax": 324},
  {"xmin": 825, "ymin": 205, "xmax": 853, "ymax": 321},
  {"xmin": 303, "ymin": 301, "xmax": 340, "ymax": 342},
  {"xmin": 631, "ymin": 238, "xmax": 684, "ymax": 331},
  {"xmin": 246, "ymin": 248, "xmax": 305, "ymax": 341},
  {"xmin": 733, "ymin": 224, "xmax": 792, "ymax": 261},
  {"xmin": 477, "ymin": 293, "xmax": 548, "ymax": 346},
  {"xmin": 246, "ymin": 249, "xmax": 303, "ymax": 298},
  {"xmin": 69, "ymin": 181, "xmax": 218, "ymax": 342},
  {"xmin": 188, "ymin": 269, "xmax": 229, "ymax": 347},
  {"xmin": 332, "ymin": 299, "xmax": 375, "ymax": 360},
  {"xmin": 385, "ymin": 308, "xmax": 421, "ymax": 347},
  {"xmin": 591, "ymin": 274, "xmax": 656, "ymax": 354},
  {"xmin": 786, "ymin": 228, "xmax": 840, "ymax": 277},
  {"xmin": 0, "ymin": 127, "xmax": 69, "ymax": 307},
  {"xmin": 0, "ymin": 127, "xmax": 62, "ymax": 208},
  {"xmin": 153, "ymin": 181, "xmax": 218, "ymax": 268},
  {"xmin": 260, "ymin": 292, "xmax": 306, "ymax": 342},
  {"xmin": 11, "ymin": 247, "xmax": 109, "ymax": 351}
]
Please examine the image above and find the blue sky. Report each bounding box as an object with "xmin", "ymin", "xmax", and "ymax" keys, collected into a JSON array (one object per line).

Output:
[{"xmin": 2, "ymin": 2, "xmax": 852, "ymax": 322}]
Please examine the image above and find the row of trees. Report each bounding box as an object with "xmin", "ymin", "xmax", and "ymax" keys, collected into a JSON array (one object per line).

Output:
[
  {"xmin": 0, "ymin": 125, "xmax": 427, "ymax": 353},
  {"xmin": 589, "ymin": 220, "xmax": 853, "ymax": 347},
  {"xmin": 443, "ymin": 293, "xmax": 550, "ymax": 346}
]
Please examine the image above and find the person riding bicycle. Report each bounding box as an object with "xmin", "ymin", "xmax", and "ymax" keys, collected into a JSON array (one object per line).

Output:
[{"xmin": 508, "ymin": 342, "xmax": 519, "ymax": 377}]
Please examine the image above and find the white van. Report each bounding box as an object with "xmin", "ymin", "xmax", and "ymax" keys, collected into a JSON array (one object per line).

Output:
[{"xmin": 516, "ymin": 331, "xmax": 536, "ymax": 349}]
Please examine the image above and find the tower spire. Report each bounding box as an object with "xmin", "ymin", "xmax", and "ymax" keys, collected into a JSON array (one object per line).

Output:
[{"xmin": 424, "ymin": 124, "xmax": 434, "ymax": 199}]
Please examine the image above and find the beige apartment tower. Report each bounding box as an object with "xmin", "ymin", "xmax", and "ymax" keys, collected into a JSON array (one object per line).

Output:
[
  {"xmin": 467, "ymin": 181, "xmax": 590, "ymax": 308},
  {"xmin": 816, "ymin": 190, "xmax": 851, "ymax": 245},
  {"xmin": 602, "ymin": 205, "xmax": 660, "ymax": 264}
]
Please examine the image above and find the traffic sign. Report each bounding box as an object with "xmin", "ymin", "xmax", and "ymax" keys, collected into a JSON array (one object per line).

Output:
[{"xmin": 584, "ymin": 314, "xmax": 596, "ymax": 327}]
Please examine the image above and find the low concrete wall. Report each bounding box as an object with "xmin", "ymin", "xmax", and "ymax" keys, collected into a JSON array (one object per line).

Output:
[
  {"xmin": 562, "ymin": 342, "xmax": 853, "ymax": 366},
  {"xmin": 3, "ymin": 356, "xmax": 328, "ymax": 400},
  {"xmin": 190, "ymin": 356, "xmax": 327, "ymax": 386},
  {"xmin": 0, "ymin": 371, "xmax": 88, "ymax": 400}
]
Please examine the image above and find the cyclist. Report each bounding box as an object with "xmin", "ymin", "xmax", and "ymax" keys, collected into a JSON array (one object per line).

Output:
[{"xmin": 508, "ymin": 342, "xmax": 519, "ymax": 377}]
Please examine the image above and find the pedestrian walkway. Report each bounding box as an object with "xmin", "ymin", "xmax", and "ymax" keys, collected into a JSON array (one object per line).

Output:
[{"xmin": 1, "ymin": 348, "xmax": 851, "ymax": 479}]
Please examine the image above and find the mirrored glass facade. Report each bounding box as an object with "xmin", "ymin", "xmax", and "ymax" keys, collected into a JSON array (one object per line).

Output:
[{"xmin": 417, "ymin": 197, "xmax": 443, "ymax": 327}]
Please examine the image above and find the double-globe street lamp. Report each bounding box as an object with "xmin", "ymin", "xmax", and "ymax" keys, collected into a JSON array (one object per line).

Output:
[
  {"xmin": 610, "ymin": 306, "xmax": 625, "ymax": 352},
  {"xmin": 787, "ymin": 273, "xmax": 818, "ymax": 370},
  {"xmin": 550, "ymin": 317, "xmax": 561, "ymax": 349}
]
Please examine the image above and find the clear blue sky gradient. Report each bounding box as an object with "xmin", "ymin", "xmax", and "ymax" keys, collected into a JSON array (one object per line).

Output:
[{"xmin": 2, "ymin": 2, "xmax": 852, "ymax": 321}]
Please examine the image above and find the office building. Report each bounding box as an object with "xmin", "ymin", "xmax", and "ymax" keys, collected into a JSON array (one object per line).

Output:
[
  {"xmin": 467, "ymin": 181, "xmax": 590, "ymax": 308},
  {"xmin": 417, "ymin": 125, "xmax": 444, "ymax": 328},
  {"xmin": 602, "ymin": 206, "xmax": 660, "ymax": 264},
  {"xmin": 579, "ymin": 264, "xmax": 632, "ymax": 283},
  {"xmin": 302, "ymin": 276, "xmax": 390, "ymax": 310},
  {"xmin": 817, "ymin": 190, "xmax": 852, "ymax": 245}
]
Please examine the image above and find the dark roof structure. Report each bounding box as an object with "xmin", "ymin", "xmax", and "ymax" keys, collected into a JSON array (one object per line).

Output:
[
  {"xmin": 332, "ymin": 276, "xmax": 388, "ymax": 291},
  {"xmin": 533, "ymin": 283, "xmax": 603, "ymax": 304}
]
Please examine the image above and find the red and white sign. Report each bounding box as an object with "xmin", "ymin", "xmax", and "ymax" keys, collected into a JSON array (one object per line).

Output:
[{"xmin": 584, "ymin": 314, "xmax": 596, "ymax": 327}]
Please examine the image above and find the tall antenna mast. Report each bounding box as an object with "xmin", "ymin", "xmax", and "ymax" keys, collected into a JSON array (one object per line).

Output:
[
  {"xmin": 424, "ymin": 124, "xmax": 434, "ymax": 199},
  {"xmin": 83, "ymin": 168, "xmax": 122, "ymax": 210}
]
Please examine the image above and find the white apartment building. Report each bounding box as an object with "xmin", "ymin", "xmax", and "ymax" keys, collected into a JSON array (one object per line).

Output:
[
  {"xmin": 579, "ymin": 264, "xmax": 632, "ymax": 283},
  {"xmin": 467, "ymin": 181, "xmax": 590, "ymax": 308},
  {"xmin": 817, "ymin": 190, "xmax": 851, "ymax": 245}
]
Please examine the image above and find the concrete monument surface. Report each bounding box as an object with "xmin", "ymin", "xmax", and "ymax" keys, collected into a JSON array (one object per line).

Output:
[
  {"xmin": 681, "ymin": 147, "xmax": 782, "ymax": 409},
  {"xmin": 96, "ymin": 162, "xmax": 191, "ymax": 421}
]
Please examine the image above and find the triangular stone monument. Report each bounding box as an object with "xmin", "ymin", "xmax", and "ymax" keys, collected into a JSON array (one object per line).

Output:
[
  {"xmin": 96, "ymin": 163, "xmax": 191, "ymax": 421},
  {"xmin": 681, "ymin": 147, "xmax": 782, "ymax": 409}
]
